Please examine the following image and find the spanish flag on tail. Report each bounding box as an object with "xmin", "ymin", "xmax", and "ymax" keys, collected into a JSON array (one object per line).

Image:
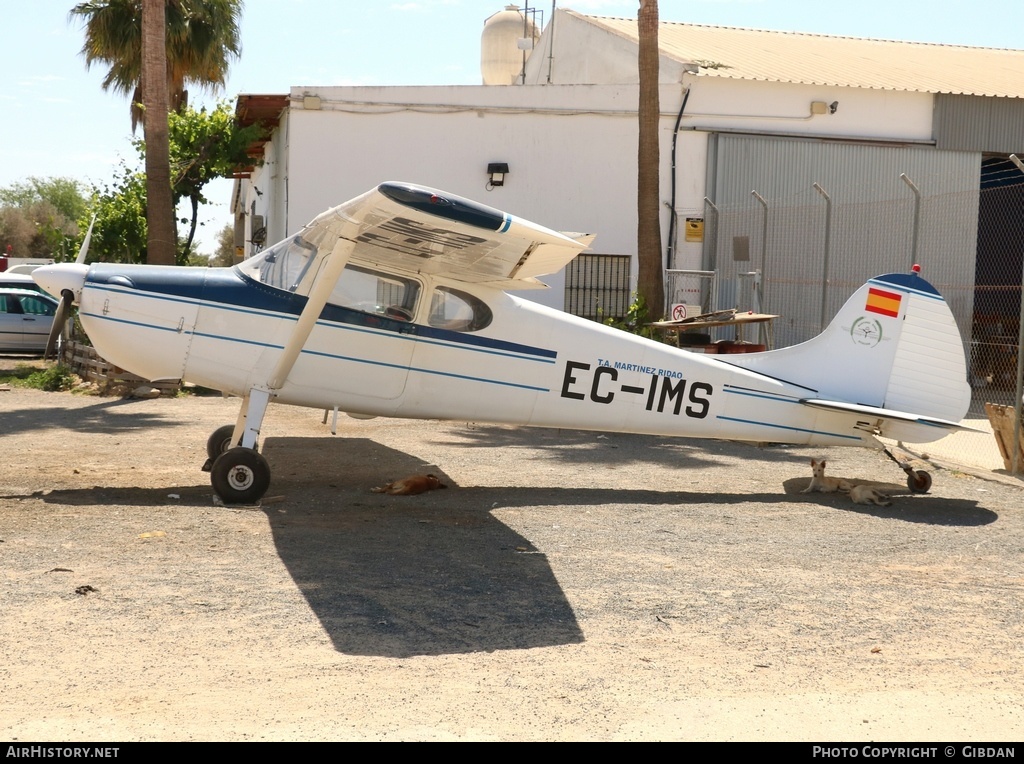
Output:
[{"xmin": 865, "ymin": 287, "xmax": 902, "ymax": 318}]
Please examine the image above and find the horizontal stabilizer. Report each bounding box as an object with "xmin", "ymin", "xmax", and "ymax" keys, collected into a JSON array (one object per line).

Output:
[{"xmin": 801, "ymin": 399, "xmax": 981, "ymax": 433}]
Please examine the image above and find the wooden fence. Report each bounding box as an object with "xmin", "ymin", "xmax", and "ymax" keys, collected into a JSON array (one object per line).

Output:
[{"xmin": 60, "ymin": 341, "xmax": 181, "ymax": 395}]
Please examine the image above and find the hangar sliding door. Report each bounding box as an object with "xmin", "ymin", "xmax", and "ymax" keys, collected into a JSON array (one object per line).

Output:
[{"xmin": 703, "ymin": 133, "xmax": 979, "ymax": 349}]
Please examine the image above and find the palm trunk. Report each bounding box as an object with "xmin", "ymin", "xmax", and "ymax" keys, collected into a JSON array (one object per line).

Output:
[
  {"xmin": 142, "ymin": 0, "xmax": 176, "ymax": 266},
  {"xmin": 637, "ymin": 0, "xmax": 664, "ymax": 319}
]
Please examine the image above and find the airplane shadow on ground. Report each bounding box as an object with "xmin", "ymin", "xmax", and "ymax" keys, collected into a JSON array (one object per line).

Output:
[
  {"xmin": 422, "ymin": 423, "xmax": 813, "ymax": 471},
  {"xmin": 18, "ymin": 437, "xmax": 997, "ymax": 658},
  {"xmin": 779, "ymin": 477, "xmax": 996, "ymax": 526}
]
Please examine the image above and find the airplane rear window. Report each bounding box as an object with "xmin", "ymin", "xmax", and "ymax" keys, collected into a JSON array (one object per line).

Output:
[{"xmin": 428, "ymin": 286, "xmax": 492, "ymax": 332}]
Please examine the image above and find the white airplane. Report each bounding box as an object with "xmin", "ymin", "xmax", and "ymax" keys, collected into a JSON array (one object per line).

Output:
[{"xmin": 32, "ymin": 182, "xmax": 972, "ymax": 504}]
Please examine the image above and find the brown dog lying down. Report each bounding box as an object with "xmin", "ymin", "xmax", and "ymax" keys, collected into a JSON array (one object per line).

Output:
[
  {"xmin": 371, "ymin": 474, "xmax": 447, "ymax": 496},
  {"xmin": 848, "ymin": 484, "xmax": 892, "ymax": 507},
  {"xmin": 801, "ymin": 459, "xmax": 893, "ymax": 506}
]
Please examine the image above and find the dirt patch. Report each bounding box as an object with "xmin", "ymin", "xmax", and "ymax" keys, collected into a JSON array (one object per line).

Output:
[{"xmin": 2, "ymin": 358, "xmax": 1023, "ymax": 741}]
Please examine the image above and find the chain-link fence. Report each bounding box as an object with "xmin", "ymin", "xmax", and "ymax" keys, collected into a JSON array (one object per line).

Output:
[{"xmin": 696, "ymin": 170, "xmax": 1024, "ymax": 475}]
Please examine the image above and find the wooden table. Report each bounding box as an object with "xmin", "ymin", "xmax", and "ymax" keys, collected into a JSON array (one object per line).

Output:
[{"xmin": 650, "ymin": 311, "xmax": 778, "ymax": 350}]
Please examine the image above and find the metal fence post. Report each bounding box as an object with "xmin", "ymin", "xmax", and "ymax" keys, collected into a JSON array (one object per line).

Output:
[
  {"xmin": 703, "ymin": 197, "xmax": 720, "ymax": 307},
  {"xmin": 1008, "ymin": 155, "xmax": 1024, "ymax": 475},
  {"xmin": 900, "ymin": 173, "xmax": 922, "ymax": 269},
  {"xmin": 813, "ymin": 182, "xmax": 832, "ymax": 332},
  {"xmin": 752, "ymin": 190, "xmax": 769, "ymax": 346},
  {"xmin": 702, "ymin": 197, "xmax": 720, "ymax": 269}
]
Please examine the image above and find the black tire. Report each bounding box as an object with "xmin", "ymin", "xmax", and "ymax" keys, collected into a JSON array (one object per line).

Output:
[
  {"xmin": 210, "ymin": 447, "xmax": 271, "ymax": 504},
  {"xmin": 206, "ymin": 424, "xmax": 238, "ymax": 461},
  {"xmin": 907, "ymin": 470, "xmax": 932, "ymax": 494}
]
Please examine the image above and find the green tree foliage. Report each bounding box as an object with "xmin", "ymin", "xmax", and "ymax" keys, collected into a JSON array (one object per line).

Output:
[
  {"xmin": 1, "ymin": 177, "xmax": 89, "ymax": 222},
  {"xmin": 87, "ymin": 164, "xmax": 149, "ymax": 265},
  {"xmin": 84, "ymin": 102, "xmax": 262, "ymax": 265},
  {"xmin": 211, "ymin": 223, "xmax": 237, "ymax": 267},
  {"xmin": 0, "ymin": 177, "xmax": 88, "ymax": 260},
  {"xmin": 167, "ymin": 103, "xmax": 262, "ymax": 256}
]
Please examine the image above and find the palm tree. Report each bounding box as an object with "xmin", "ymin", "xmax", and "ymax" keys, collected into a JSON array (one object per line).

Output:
[
  {"xmin": 70, "ymin": 0, "xmax": 242, "ymax": 265},
  {"xmin": 637, "ymin": 0, "xmax": 664, "ymax": 320},
  {"xmin": 142, "ymin": 0, "xmax": 175, "ymax": 266},
  {"xmin": 70, "ymin": 0, "xmax": 243, "ymax": 132}
]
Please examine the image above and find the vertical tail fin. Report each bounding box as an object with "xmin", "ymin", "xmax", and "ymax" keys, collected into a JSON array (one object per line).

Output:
[{"xmin": 726, "ymin": 270, "xmax": 971, "ymax": 424}]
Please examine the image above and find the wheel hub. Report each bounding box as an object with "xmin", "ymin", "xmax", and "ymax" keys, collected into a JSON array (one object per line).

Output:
[{"xmin": 228, "ymin": 465, "xmax": 255, "ymax": 491}]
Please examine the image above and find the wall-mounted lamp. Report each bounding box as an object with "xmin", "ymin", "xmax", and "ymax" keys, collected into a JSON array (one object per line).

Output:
[{"xmin": 487, "ymin": 162, "xmax": 510, "ymax": 189}]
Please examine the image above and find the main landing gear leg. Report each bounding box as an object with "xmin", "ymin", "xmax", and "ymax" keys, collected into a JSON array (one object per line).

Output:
[
  {"xmin": 204, "ymin": 389, "xmax": 274, "ymax": 504},
  {"xmin": 881, "ymin": 444, "xmax": 932, "ymax": 494}
]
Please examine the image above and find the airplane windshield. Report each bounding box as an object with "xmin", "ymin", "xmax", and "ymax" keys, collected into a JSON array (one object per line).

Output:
[{"xmin": 236, "ymin": 235, "xmax": 317, "ymax": 292}]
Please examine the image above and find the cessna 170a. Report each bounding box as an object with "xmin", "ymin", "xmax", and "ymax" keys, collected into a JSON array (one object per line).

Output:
[{"xmin": 32, "ymin": 182, "xmax": 972, "ymax": 504}]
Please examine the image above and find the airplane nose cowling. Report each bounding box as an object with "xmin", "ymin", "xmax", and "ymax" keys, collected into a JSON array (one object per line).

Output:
[{"xmin": 32, "ymin": 263, "xmax": 89, "ymax": 302}]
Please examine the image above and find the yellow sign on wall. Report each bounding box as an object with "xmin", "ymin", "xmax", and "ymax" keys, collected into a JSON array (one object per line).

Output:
[{"xmin": 685, "ymin": 218, "xmax": 704, "ymax": 243}]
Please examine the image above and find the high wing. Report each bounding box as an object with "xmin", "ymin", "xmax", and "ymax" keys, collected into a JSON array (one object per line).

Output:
[
  {"xmin": 252, "ymin": 181, "xmax": 595, "ymax": 407},
  {"xmin": 294, "ymin": 181, "xmax": 594, "ymax": 293}
]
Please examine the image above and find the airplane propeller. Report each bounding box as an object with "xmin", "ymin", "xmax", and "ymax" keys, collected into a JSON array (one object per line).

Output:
[
  {"xmin": 43, "ymin": 215, "xmax": 95, "ymax": 360},
  {"xmin": 44, "ymin": 289, "xmax": 74, "ymax": 359},
  {"xmin": 74, "ymin": 214, "xmax": 96, "ymax": 266}
]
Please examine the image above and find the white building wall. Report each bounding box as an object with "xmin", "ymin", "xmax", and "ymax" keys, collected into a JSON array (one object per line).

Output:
[
  {"xmin": 680, "ymin": 76, "xmax": 935, "ymax": 143},
  {"xmin": 255, "ymin": 83, "xmax": 683, "ymax": 310},
  {"xmin": 237, "ymin": 18, "xmax": 942, "ymax": 313},
  {"xmin": 242, "ymin": 110, "xmax": 290, "ymax": 249}
]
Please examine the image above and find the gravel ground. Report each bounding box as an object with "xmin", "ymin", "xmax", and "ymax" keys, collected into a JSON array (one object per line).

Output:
[{"xmin": 1, "ymin": 356, "xmax": 1023, "ymax": 741}]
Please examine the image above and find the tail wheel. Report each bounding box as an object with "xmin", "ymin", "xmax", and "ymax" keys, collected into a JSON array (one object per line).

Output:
[
  {"xmin": 907, "ymin": 470, "xmax": 932, "ymax": 494},
  {"xmin": 211, "ymin": 447, "xmax": 271, "ymax": 504}
]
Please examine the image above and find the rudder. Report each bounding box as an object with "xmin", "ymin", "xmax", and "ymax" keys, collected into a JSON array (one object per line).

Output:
[{"xmin": 725, "ymin": 270, "xmax": 971, "ymax": 424}]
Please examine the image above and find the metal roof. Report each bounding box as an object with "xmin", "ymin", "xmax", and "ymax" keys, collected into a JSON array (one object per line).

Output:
[{"xmin": 578, "ymin": 12, "xmax": 1024, "ymax": 98}]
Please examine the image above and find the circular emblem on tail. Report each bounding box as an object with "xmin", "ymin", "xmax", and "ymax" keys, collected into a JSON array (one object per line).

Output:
[{"xmin": 850, "ymin": 317, "xmax": 883, "ymax": 347}]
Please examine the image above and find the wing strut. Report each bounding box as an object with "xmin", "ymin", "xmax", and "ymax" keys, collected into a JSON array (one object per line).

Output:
[{"xmin": 268, "ymin": 238, "xmax": 355, "ymax": 390}]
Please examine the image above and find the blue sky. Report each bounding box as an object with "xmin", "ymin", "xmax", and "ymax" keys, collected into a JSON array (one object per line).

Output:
[{"xmin": 2, "ymin": 0, "xmax": 1021, "ymax": 254}]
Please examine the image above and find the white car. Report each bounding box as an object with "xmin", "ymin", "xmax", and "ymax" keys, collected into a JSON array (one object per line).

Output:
[{"xmin": 0, "ymin": 288, "xmax": 64, "ymax": 354}]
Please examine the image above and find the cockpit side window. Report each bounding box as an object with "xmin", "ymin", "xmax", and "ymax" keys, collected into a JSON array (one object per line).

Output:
[
  {"xmin": 328, "ymin": 264, "xmax": 420, "ymax": 321},
  {"xmin": 428, "ymin": 286, "xmax": 492, "ymax": 332}
]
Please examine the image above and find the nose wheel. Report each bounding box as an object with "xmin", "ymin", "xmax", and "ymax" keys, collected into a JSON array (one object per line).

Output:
[
  {"xmin": 203, "ymin": 389, "xmax": 274, "ymax": 504},
  {"xmin": 210, "ymin": 447, "xmax": 271, "ymax": 504}
]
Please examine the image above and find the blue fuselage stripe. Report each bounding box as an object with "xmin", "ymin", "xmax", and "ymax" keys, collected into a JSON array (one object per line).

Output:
[
  {"xmin": 716, "ymin": 415, "xmax": 863, "ymax": 441},
  {"xmin": 80, "ymin": 281, "xmax": 553, "ymax": 391},
  {"xmin": 82, "ymin": 272, "xmax": 556, "ymax": 364},
  {"xmin": 723, "ymin": 386, "xmax": 801, "ymax": 404},
  {"xmin": 301, "ymin": 348, "xmax": 549, "ymax": 392}
]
